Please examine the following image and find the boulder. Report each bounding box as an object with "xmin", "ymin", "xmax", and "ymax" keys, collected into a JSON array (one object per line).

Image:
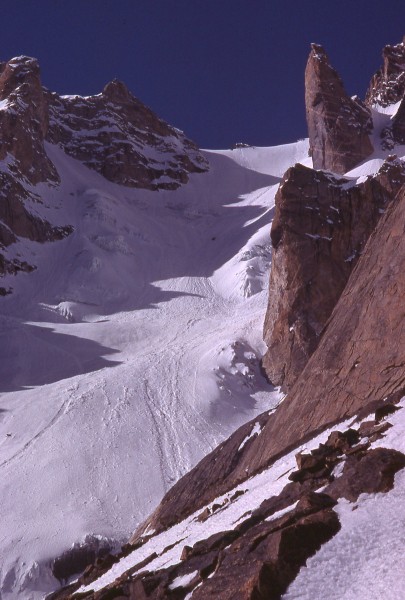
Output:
[{"xmin": 325, "ymin": 448, "xmax": 405, "ymax": 502}]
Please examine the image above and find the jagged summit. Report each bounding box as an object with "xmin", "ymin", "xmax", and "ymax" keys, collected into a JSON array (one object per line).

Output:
[
  {"xmin": 305, "ymin": 43, "xmax": 373, "ymax": 173},
  {"xmin": 0, "ymin": 54, "xmax": 208, "ymax": 191},
  {"xmin": 102, "ymin": 78, "xmax": 132, "ymax": 101},
  {"xmin": 0, "ymin": 54, "xmax": 208, "ymax": 285},
  {"xmin": 0, "ymin": 55, "xmax": 41, "ymax": 85},
  {"xmin": 366, "ymin": 37, "xmax": 405, "ymax": 106}
]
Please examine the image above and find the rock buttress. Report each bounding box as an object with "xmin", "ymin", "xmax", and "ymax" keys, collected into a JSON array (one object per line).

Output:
[{"xmin": 305, "ymin": 44, "xmax": 373, "ymax": 173}]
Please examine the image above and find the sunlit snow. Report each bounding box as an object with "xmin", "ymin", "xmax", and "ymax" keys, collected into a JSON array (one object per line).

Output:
[{"xmin": 0, "ymin": 138, "xmax": 309, "ymax": 598}]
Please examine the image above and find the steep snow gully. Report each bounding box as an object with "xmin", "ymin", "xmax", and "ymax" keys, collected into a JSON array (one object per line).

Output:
[{"xmin": 0, "ymin": 139, "xmax": 310, "ymax": 598}]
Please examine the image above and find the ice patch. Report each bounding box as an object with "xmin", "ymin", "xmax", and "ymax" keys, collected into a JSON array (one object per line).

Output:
[{"xmin": 238, "ymin": 421, "xmax": 262, "ymax": 451}]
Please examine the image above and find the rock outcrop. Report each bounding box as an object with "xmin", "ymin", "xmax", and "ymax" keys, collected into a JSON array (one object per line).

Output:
[
  {"xmin": 305, "ymin": 44, "xmax": 373, "ymax": 173},
  {"xmin": 262, "ymin": 157, "xmax": 405, "ymax": 390},
  {"xmin": 0, "ymin": 57, "xmax": 72, "ymax": 282},
  {"xmin": 0, "ymin": 55, "xmax": 208, "ymax": 288},
  {"xmin": 45, "ymin": 80, "xmax": 208, "ymax": 190},
  {"xmin": 50, "ymin": 417, "xmax": 405, "ymax": 599},
  {"xmin": 366, "ymin": 38, "xmax": 405, "ymax": 107},
  {"xmin": 365, "ymin": 38, "xmax": 405, "ymax": 148},
  {"xmin": 132, "ymin": 180, "xmax": 405, "ymax": 536},
  {"xmin": 0, "ymin": 56, "xmax": 59, "ymax": 185}
]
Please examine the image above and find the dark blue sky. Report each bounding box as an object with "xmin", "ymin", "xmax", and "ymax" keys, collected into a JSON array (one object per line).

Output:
[{"xmin": 1, "ymin": 1, "xmax": 405, "ymax": 148}]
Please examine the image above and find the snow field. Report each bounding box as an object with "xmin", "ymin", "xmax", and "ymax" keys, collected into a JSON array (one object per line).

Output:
[{"xmin": 0, "ymin": 139, "xmax": 309, "ymax": 598}]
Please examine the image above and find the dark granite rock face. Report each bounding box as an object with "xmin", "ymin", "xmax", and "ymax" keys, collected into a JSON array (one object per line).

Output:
[
  {"xmin": 366, "ymin": 38, "xmax": 405, "ymax": 107},
  {"xmin": 262, "ymin": 157, "xmax": 405, "ymax": 390},
  {"xmin": 305, "ymin": 44, "xmax": 373, "ymax": 174}
]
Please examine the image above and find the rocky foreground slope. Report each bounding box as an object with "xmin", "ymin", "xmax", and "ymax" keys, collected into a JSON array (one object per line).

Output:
[{"xmin": 48, "ymin": 38, "xmax": 405, "ymax": 600}]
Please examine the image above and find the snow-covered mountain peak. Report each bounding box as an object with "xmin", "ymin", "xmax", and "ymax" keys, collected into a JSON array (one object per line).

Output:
[
  {"xmin": 0, "ymin": 55, "xmax": 210, "ymax": 290},
  {"xmin": 3, "ymin": 37, "xmax": 405, "ymax": 600}
]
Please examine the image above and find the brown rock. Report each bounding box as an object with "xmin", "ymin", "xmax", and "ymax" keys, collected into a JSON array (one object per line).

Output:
[
  {"xmin": 294, "ymin": 491, "xmax": 337, "ymax": 513},
  {"xmin": 375, "ymin": 402, "xmax": 401, "ymax": 422},
  {"xmin": 295, "ymin": 452, "xmax": 324, "ymax": 471},
  {"xmin": 185, "ymin": 530, "xmax": 239, "ymax": 559},
  {"xmin": 0, "ymin": 56, "xmax": 58, "ymax": 184},
  {"xmin": 344, "ymin": 442, "xmax": 370, "ymax": 457},
  {"xmin": 46, "ymin": 80, "xmax": 208, "ymax": 191},
  {"xmin": 324, "ymin": 448, "xmax": 405, "ymax": 502},
  {"xmin": 196, "ymin": 507, "xmax": 211, "ymax": 522},
  {"xmin": 137, "ymin": 175, "xmax": 405, "ymax": 536},
  {"xmin": 325, "ymin": 429, "xmax": 359, "ymax": 450},
  {"xmin": 288, "ymin": 466, "xmax": 330, "ymax": 484},
  {"xmin": 358, "ymin": 420, "xmax": 392, "ymax": 439},
  {"xmin": 262, "ymin": 159, "xmax": 405, "ymax": 389},
  {"xmin": 366, "ymin": 38, "xmax": 405, "ymax": 107},
  {"xmin": 305, "ymin": 44, "xmax": 373, "ymax": 173},
  {"xmin": 191, "ymin": 508, "xmax": 340, "ymax": 600}
]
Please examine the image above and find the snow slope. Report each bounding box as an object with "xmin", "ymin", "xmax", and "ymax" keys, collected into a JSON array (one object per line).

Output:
[
  {"xmin": 0, "ymin": 139, "xmax": 310, "ymax": 598},
  {"xmin": 78, "ymin": 397, "xmax": 405, "ymax": 599}
]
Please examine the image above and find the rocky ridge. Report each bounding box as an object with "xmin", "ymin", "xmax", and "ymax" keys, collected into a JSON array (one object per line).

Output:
[
  {"xmin": 365, "ymin": 39, "xmax": 405, "ymax": 148},
  {"xmin": 0, "ymin": 55, "xmax": 207, "ymax": 290},
  {"xmin": 45, "ymin": 80, "xmax": 207, "ymax": 191},
  {"xmin": 0, "ymin": 57, "xmax": 70, "ymax": 284},
  {"xmin": 366, "ymin": 38, "xmax": 405, "ymax": 107},
  {"xmin": 49, "ymin": 401, "xmax": 405, "ymax": 599}
]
